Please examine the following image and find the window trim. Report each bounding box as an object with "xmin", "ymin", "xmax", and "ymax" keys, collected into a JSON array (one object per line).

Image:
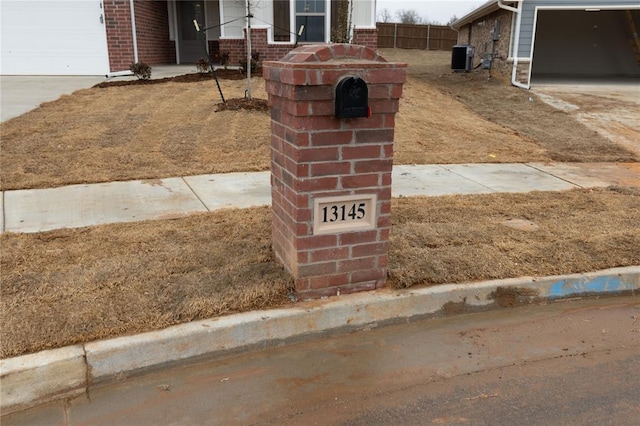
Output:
[{"xmin": 294, "ymin": 0, "xmax": 330, "ymax": 43}]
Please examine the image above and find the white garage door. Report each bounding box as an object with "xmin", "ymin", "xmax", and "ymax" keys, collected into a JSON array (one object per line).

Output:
[{"xmin": 1, "ymin": 1, "xmax": 110, "ymax": 75}]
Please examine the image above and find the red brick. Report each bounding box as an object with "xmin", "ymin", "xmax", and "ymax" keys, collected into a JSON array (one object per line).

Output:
[
  {"xmin": 298, "ymin": 261, "xmax": 338, "ymax": 277},
  {"xmin": 354, "ymin": 159, "xmax": 393, "ymax": 174},
  {"xmin": 338, "ymin": 256, "xmax": 376, "ymax": 273},
  {"xmin": 310, "ymin": 247, "xmax": 349, "ymax": 263},
  {"xmin": 297, "ymin": 251, "xmax": 309, "ymax": 263},
  {"xmin": 308, "ymin": 274, "xmax": 350, "ymax": 289},
  {"xmin": 332, "ymin": 44, "xmax": 347, "ymax": 58},
  {"xmin": 342, "ymin": 173, "xmax": 379, "ymax": 188},
  {"xmin": 391, "ymin": 84, "xmax": 404, "ymax": 98},
  {"xmin": 382, "ymin": 143, "xmax": 394, "ymax": 158},
  {"xmin": 296, "ymin": 147, "xmax": 339, "ymax": 162},
  {"xmin": 377, "ymin": 215, "xmax": 391, "ymax": 228},
  {"xmin": 341, "ymin": 114, "xmax": 385, "ymax": 130},
  {"xmin": 339, "ymin": 230, "xmax": 378, "ymax": 245},
  {"xmin": 296, "ymin": 235, "xmax": 338, "ymax": 250},
  {"xmin": 294, "ymin": 116, "xmax": 342, "ymax": 131},
  {"xmin": 311, "ymin": 130, "xmax": 353, "ymax": 146},
  {"xmin": 315, "ymin": 46, "xmax": 333, "ymax": 61},
  {"xmin": 354, "ymin": 129, "xmax": 395, "ymax": 144},
  {"xmin": 352, "ymin": 242, "xmax": 389, "ymax": 257},
  {"xmin": 292, "ymin": 86, "xmax": 334, "ymax": 101},
  {"xmin": 368, "ymin": 99, "xmax": 400, "ymax": 114},
  {"xmin": 311, "ymin": 162, "xmax": 351, "ymax": 177},
  {"xmin": 368, "ymin": 84, "xmax": 391, "ymax": 99},
  {"xmin": 382, "ymin": 114, "xmax": 396, "ymax": 128},
  {"xmin": 342, "ymin": 145, "xmax": 382, "ymax": 160},
  {"xmin": 309, "ymin": 101, "xmax": 335, "ymax": 116},
  {"xmin": 365, "ymin": 68, "xmax": 407, "ymax": 84},
  {"xmin": 284, "ymin": 128, "xmax": 310, "ymax": 146},
  {"xmin": 295, "ymin": 177, "xmax": 339, "ymax": 192}
]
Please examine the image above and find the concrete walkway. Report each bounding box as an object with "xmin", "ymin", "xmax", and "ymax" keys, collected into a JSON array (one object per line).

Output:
[
  {"xmin": 0, "ymin": 65, "xmax": 197, "ymax": 122},
  {"xmin": 2, "ymin": 162, "xmax": 639, "ymax": 234}
]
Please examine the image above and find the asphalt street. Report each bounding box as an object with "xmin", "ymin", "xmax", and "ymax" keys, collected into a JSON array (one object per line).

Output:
[{"xmin": 4, "ymin": 295, "xmax": 639, "ymax": 425}]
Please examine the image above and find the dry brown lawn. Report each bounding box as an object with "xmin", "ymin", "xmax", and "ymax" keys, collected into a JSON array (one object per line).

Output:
[
  {"xmin": 2, "ymin": 50, "xmax": 636, "ymax": 191},
  {"xmin": 2, "ymin": 49, "xmax": 639, "ymax": 359},
  {"xmin": 380, "ymin": 49, "xmax": 636, "ymax": 163},
  {"xmin": 2, "ymin": 188, "xmax": 639, "ymax": 358}
]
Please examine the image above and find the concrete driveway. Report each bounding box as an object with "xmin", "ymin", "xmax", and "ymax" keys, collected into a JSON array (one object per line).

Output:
[
  {"xmin": 532, "ymin": 81, "xmax": 640, "ymax": 157},
  {"xmin": 0, "ymin": 66, "xmax": 196, "ymax": 122},
  {"xmin": 1, "ymin": 75, "xmax": 106, "ymax": 122}
]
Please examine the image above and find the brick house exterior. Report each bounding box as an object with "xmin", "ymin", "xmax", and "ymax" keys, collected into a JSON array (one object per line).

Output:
[
  {"xmin": 455, "ymin": 7, "xmax": 514, "ymax": 82},
  {"xmin": 104, "ymin": 0, "xmax": 175, "ymax": 72},
  {"xmin": 452, "ymin": 0, "xmax": 640, "ymax": 88},
  {"xmin": 105, "ymin": 0, "xmax": 377, "ymax": 74}
]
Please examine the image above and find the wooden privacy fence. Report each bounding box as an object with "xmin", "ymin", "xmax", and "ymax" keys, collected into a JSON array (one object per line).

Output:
[{"xmin": 377, "ymin": 23, "xmax": 458, "ymax": 50}]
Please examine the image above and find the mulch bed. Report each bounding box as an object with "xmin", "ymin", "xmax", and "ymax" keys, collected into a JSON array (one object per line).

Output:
[
  {"xmin": 216, "ymin": 97, "xmax": 270, "ymax": 112},
  {"xmin": 93, "ymin": 68, "xmax": 263, "ymax": 88}
]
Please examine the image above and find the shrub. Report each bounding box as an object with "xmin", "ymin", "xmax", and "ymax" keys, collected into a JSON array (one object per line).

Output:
[
  {"xmin": 213, "ymin": 50, "xmax": 231, "ymax": 68},
  {"xmin": 129, "ymin": 62, "xmax": 151, "ymax": 80},
  {"xmin": 196, "ymin": 57, "xmax": 210, "ymax": 73},
  {"xmin": 239, "ymin": 51, "xmax": 261, "ymax": 73}
]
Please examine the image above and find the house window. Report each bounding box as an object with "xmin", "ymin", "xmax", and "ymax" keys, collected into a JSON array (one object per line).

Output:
[{"xmin": 296, "ymin": 0, "xmax": 326, "ymax": 42}]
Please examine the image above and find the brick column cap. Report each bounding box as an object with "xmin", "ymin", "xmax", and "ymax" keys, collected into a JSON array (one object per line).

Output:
[{"xmin": 263, "ymin": 43, "xmax": 407, "ymax": 70}]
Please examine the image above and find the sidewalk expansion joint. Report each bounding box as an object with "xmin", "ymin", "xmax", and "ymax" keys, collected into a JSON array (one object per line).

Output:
[
  {"xmin": 181, "ymin": 177, "xmax": 210, "ymax": 212},
  {"xmin": 524, "ymin": 163, "xmax": 586, "ymax": 189}
]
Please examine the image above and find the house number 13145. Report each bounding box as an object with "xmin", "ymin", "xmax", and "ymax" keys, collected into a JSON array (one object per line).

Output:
[
  {"xmin": 313, "ymin": 195, "xmax": 377, "ymax": 235},
  {"xmin": 321, "ymin": 203, "xmax": 366, "ymax": 223}
]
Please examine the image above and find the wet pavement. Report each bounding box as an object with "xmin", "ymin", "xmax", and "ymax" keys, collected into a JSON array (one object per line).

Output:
[{"xmin": 4, "ymin": 296, "xmax": 639, "ymax": 425}]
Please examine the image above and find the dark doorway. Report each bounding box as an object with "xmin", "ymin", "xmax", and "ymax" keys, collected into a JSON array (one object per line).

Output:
[{"xmin": 178, "ymin": 0, "xmax": 205, "ymax": 63}]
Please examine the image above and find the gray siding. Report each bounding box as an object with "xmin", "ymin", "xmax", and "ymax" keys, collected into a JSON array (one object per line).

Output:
[{"xmin": 517, "ymin": 0, "xmax": 640, "ymax": 57}]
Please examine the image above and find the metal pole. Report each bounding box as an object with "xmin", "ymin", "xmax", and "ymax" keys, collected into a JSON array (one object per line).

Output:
[
  {"xmin": 426, "ymin": 24, "xmax": 430, "ymax": 50},
  {"xmin": 246, "ymin": 0, "xmax": 252, "ymax": 100},
  {"xmin": 194, "ymin": 19, "xmax": 225, "ymax": 103}
]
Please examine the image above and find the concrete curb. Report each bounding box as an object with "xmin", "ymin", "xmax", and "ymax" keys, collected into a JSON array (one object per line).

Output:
[{"xmin": 2, "ymin": 266, "xmax": 638, "ymax": 414}]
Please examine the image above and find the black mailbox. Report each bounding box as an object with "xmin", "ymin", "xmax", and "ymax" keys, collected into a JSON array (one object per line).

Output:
[{"xmin": 335, "ymin": 76, "xmax": 369, "ymax": 119}]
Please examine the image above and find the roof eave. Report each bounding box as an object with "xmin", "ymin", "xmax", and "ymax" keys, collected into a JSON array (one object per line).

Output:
[{"xmin": 451, "ymin": 0, "xmax": 514, "ymax": 30}]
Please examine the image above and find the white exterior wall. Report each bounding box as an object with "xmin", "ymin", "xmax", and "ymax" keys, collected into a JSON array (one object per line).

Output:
[
  {"xmin": 220, "ymin": 0, "xmax": 247, "ymax": 38},
  {"xmin": 352, "ymin": 0, "xmax": 375, "ymax": 27}
]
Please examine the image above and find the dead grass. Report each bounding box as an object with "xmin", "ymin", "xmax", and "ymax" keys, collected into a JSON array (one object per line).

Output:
[
  {"xmin": 380, "ymin": 49, "xmax": 637, "ymax": 163},
  {"xmin": 1, "ymin": 206, "xmax": 293, "ymax": 358},
  {"xmin": 2, "ymin": 188, "xmax": 639, "ymax": 358},
  {"xmin": 0, "ymin": 79, "xmax": 272, "ymax": 191},
  {"xmin": 2, "ymin": 50, "xmax": 636, "ymax": 191},
  {"xmin": 389, "ymin": 187, "xmax": 640, "ymax": 287},
  {"xmin": 393, "ymin": 78, "xmax": 549, "ymax": 165}
]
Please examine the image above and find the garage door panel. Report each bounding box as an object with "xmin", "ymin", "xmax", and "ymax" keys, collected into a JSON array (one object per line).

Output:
[
  {"xmin": 532, "ymin": 10, "xmax": 640, "ymax": 78},
  {"xmin": 1, "ymin": 1, "xmax": 109, "ymax": 75}
]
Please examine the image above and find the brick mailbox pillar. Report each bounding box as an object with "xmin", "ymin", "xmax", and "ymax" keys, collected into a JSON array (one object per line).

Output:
[{"xmin": 263, "ymin": 44, "xmax": 406, "ymax": 299}]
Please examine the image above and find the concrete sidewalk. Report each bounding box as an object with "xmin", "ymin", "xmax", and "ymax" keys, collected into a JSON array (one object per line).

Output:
[{"xmin": 2, "ymin": 162, "xmax": 639, "ymax": 234}]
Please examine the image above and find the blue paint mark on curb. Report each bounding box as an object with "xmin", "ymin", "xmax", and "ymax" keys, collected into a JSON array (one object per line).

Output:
[{"xmin": 549, "ymin": 275, "xmax": 625, "ymax": 298}]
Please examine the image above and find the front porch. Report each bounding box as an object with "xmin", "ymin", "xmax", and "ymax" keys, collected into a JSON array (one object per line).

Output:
[{"xmin": 105, "ymin": 0, "xmax": 377, "ymax": 73}]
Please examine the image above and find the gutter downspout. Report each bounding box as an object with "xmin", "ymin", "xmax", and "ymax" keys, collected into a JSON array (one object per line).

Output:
[
  {"xmin": 498, "ymin": 0, "xmax": 528, "ymax": 89},
  {"xmin": 129, "ymin": 0, "xmax": 139, "ymax": 63}
]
